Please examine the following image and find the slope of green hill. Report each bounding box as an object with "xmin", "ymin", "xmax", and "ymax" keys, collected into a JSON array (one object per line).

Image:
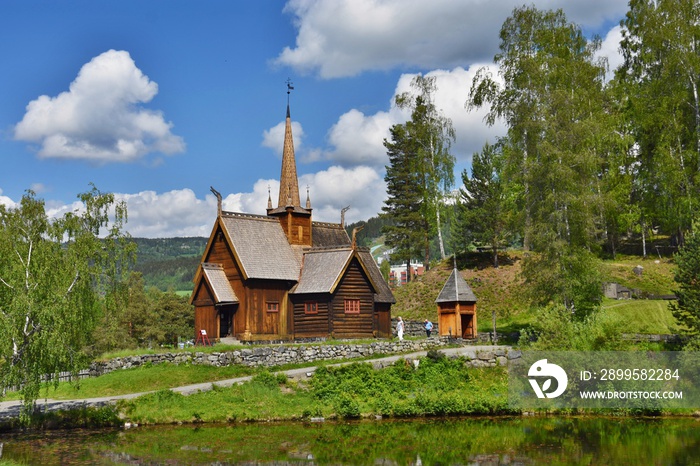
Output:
[{"xmin": 391, "ymin": 251, "xmax": 679, "ymax": 336}]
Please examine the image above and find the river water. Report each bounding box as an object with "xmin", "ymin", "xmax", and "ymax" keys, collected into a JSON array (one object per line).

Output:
[{"xmin": 1, "ymin": 416, "xmax": 700, "ymax": 465}]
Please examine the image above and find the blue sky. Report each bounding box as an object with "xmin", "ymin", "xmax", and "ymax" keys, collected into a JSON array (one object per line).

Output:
[{"xmin": 1, "ymin": 0, "xmax": 629, "ymax": 237}]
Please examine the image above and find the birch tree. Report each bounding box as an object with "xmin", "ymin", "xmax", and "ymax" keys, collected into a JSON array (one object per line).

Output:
[
  {"xmin": 0, "ymin": 186, "xmax": 134, "ymax": 420},
  {"xmin": 618, "ymin": 0, "xmax": 700, "ymax": 246},
  {"xmin": 467, "ymin": 6, "xmax": 607, "ymax": 314}
]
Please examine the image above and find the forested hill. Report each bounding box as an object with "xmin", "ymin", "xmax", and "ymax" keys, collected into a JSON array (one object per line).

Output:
[
  {"xmin": 132, "ymin": 237, "xmax": 207, "ymax": 292},
  {"xmin": 346, "ymin": 216, "xmax": 391, "ymax": 247}
]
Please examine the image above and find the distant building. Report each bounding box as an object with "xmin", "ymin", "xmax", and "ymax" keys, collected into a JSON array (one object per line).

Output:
[
  {"xmin": 604, "ymin": 283, "xmax": 632, "ymax": 300},
  {"xmin": 389, "ymin": 260, "xmax": 425, "ymax": 286},
  {"xmin": 189, "ymin": 98, "xmax": 394, "ymax": 343}
]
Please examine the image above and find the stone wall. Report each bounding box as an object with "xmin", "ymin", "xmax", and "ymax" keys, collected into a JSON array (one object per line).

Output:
[{"xmin": 87, "ymin": 338, "xmax": 517, "ymax": 378}]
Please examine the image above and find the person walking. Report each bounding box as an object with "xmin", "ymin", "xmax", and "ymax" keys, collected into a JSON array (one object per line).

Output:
[
  {"xmin": 396, "ymin": 316, "xmax": 405, "ymax": 341},
  {"xmin": 424, "ymin": 319, "xmax": 433, "ymax": 338}
]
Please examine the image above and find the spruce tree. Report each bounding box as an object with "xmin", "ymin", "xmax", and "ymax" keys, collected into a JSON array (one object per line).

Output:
[{"xmin": 382, "ymin": 123, "xmax": 425, "ymax": 281}]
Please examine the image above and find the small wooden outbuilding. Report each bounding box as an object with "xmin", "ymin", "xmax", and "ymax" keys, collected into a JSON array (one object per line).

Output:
[{"xmin": 435, "ymin": 267, "xmax": 478, "ymax": 339}]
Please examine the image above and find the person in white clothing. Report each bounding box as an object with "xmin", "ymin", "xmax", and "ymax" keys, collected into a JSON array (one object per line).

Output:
[{"xmin": 396, "ymin": 316, "xmax": 405, "ymax": 341}]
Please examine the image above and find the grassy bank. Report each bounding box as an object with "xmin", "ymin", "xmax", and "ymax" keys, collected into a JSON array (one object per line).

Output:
[
  {"xmin": 2, "ymin": 363, "xmax": 258, "ymax": 402},
  {"xmin": 117, "ymin": 353, "xmax": 511, "ymax": 425}
]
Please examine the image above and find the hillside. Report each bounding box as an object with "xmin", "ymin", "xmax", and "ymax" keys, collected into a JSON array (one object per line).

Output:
[
  {"xmin": 391, "ymin": 251, "xmax": 679, "ymax": 336},
  {"xmin": 391, "ymin": 252, "xmax": 529, "ymax": 323},
  {"xmin": 132, "ymin": 237, "xmax": 207, "ymax": 292}
]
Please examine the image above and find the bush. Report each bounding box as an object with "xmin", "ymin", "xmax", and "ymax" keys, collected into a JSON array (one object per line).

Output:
[
  {"xmin": 251, "ymin": 371, "xmax": 286, "ymax": 390},
  {"xmin": 334, "ymin": 393, "xmax": 361, "ymax": 418},
  {"xmin": 520, "ymin": 305, "xmax": 630, "ymax": 351}
]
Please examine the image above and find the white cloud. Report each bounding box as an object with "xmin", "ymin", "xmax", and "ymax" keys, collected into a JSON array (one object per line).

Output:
[
  {"xmin": 276, "ymin": 0, "xmax": 629, "ymax": 78},
  {"xmin": 324, "ymin": 108, "xmax": 396, "ymax": 166},
  {"xmin": 14, "ymin": 49, "xmax": 185, "ymax": 163},
  {"xmin": 116, "ymin": 169, "xmax": 383, "ymax": 237},
  {"xmin": 116, "ymin": 189, "xmax": 215, "ymax": 237},
  {"xmin": 301, "ymin": 165, "xmax": 385, "ymax": 224},
  {"xmin": 221, "ymin": 178, "xmax": 279, "ymax": 215},
  {"xmin": 596, "ymin": 25, "xmax": 624, "ymax": 82},
  {"xmin": 323, "ymin": 66, "xmax": 505, "ymax": 168},
  {"xmin": 30, "ymin": 183, "xmax": 48, "ymax": 194},
  {"xmin": 0, "ymin": 174, "xmax": 384, "ymax": 238},
  {"xmin": 0, "ymin": 189, "xmax": 17, "ymax": 210}
]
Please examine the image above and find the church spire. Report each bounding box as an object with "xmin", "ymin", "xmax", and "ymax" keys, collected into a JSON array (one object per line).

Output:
[{"xmin": 278, "ymin": 79, "xmax": 301, "ymax": 208}]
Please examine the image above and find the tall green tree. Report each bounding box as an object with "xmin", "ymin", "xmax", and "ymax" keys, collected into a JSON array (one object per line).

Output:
[
  {"xmin": 382, "ymin": 123, "xmax": 425, "ymax": 280},
  {"xmin": 467, "ymin": 6, "xmax": 607, "ymax": 314},
  {"xmin": 395, "ymin": 75, "xmax": 457, "ymax": 261},
  {"xmin": 618, "ymin": 0, "xmax": 700, "ymax": 246},
  {"xmin": 456, "ymin": 141, "xmax": 511, "ymax": 267},
  {"xmin": 0, "ymin": 186, "xmax": 134, "ymax": 419}
]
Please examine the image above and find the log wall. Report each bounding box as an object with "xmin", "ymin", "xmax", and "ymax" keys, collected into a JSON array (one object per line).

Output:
[{"xmin": 331, "ymin": 259, "xmax": 375, "ymax": 337}]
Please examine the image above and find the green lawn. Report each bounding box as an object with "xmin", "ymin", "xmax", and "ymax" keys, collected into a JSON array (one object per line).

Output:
[
  {"xmin": 482, "ymin": 298, "xmax": 680, "ymax": 337},
  {"xmin": 600, "ymin": 298, "xmax": 680, "ymax": 334},
  {"xmin": 3, "ymin": 363, "xmax": 256, "ymax": 401}
]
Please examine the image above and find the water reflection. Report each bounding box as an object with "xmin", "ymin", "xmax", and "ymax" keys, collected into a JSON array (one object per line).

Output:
[{"xmin": 2, "ymin": 416, "xmax": 700, "ymax": 465}]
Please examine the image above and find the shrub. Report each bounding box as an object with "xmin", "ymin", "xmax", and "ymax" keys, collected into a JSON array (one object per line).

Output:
[
  {"xmin": 251, "ymin": 371, "xmax": 285, "ymax": 390},
  {"xmin": 334, "ymin": 393, "xmax": 361, "ymax": 418}
]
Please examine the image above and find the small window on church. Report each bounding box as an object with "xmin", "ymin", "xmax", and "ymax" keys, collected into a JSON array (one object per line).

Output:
[
  {"xmin": 344, "ymin": 299, "xmax": 360, "ymax": 314},
  {"xmin": 305, "ymin": 302, "xmax": 318, "ymax": 315},
  {"xmin": 267, "ymin": 302, "xmax": 279, "ymax": 313}
]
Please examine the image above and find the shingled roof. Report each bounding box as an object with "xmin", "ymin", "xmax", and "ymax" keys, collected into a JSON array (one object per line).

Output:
[
  {"xmin": 220, "ymin": 212, "xmax": 300, "ymax": 281},
  {"xmin": 293, "ymin": 248, "xmax": 355, "ymax": 294},
  {"xmin": 312, "ymin": 222, "xmax": 351, "ymax": 248},
  {"xmin": 201, "ymin": 263, "xmax": 238, "ymax": 304},
  {"xmin": 357, "ymin": 248, "xmax": 395, "ymax": 304},
  {"xmin": 435, "ymin": 268, "xmax": 477, "ymax": 303}
]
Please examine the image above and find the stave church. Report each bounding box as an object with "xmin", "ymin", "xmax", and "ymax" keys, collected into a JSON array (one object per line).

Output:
[{"xmin": 189, "ymin": 95, "xmax": 394, "ymax": 343}]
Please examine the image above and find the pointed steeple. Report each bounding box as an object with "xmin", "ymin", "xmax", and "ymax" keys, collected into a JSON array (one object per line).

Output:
[
  {"xmin": 268, "ymin": 81, "xmax": 313, "ymax": 247},
  {"xmin": 278, "ymin": 83, "xmax": 301, "ymax": 208}
]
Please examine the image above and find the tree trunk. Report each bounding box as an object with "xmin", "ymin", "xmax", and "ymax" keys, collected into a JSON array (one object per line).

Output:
[
  {"xmin": 436, "ymin": 207, "xmax": 446, "ymax": 260},
  {"xmin": 522, "ymin": 130, "xmax": 531, "ymax": 251},
  {"xmin": 424, "ymin": 231, "xmax": 431, "ymax": 272}
]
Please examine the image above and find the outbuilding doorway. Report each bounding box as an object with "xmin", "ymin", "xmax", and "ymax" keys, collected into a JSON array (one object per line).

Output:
[{"xmin": 461, "ymin": 314, "xmax": 475, "ymax": 339}]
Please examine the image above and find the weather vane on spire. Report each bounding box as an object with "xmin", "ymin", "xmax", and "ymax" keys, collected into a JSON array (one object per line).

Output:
[{"xmin": 286, "ymin": 78, "xmax": 294, "ymax": 106}]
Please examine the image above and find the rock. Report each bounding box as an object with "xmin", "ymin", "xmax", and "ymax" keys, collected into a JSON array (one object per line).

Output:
[{"xmin": 507, "ymin": 350, "xmax": 522, "ymax": 360}]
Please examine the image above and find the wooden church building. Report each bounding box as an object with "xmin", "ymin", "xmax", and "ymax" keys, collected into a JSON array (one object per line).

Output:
[{"xmin": 190, "ymin": 99, "xmax": 395, "ymax": 342}]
